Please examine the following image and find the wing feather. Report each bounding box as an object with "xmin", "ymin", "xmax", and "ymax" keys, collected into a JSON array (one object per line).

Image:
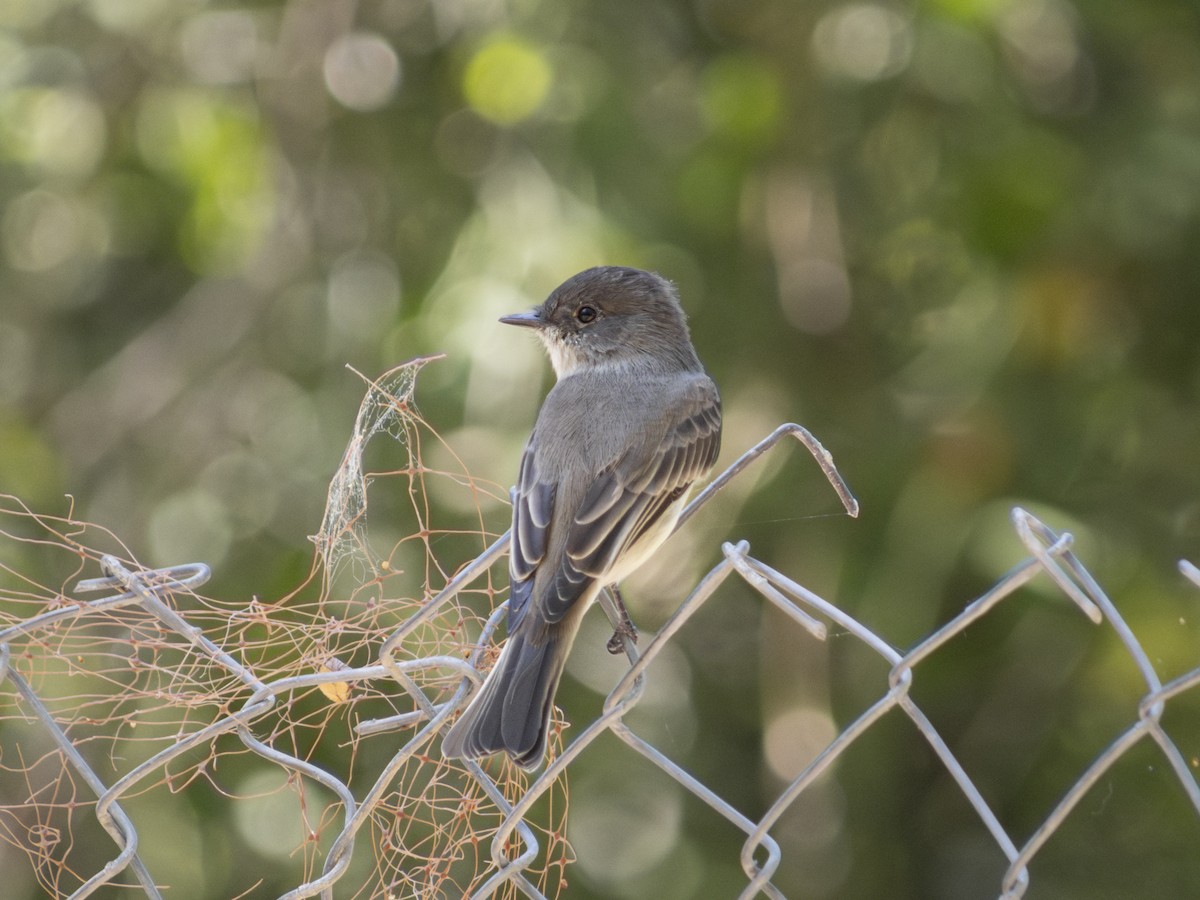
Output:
[
  {"xmin": 508, "ymin": 378, "xmax": 722, "ymax": 630},
  {"xmin": 508, "ymin": 446, "xmax": 554, "ymax": 625},
  {"xmin": 540, "ymin": 384, "xmax": 721, "ymax": 623}
]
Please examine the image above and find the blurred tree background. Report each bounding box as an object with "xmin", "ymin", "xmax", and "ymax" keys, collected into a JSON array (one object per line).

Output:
[{"xmin": 2, "ymin": 0, "xmax": 1200, "ymax": 897}]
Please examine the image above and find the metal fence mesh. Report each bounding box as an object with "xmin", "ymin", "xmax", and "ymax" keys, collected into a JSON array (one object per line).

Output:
[{"xmin": 1, "ymin": 365, "xmax": 1199, "ymax": 898}]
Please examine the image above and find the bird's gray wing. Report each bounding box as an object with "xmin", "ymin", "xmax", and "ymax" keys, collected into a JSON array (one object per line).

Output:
[
  {"xmin": 507, "ymin": 441, "xmax": 555, "ymax": 629},
  {"xmin": 536, "ymin": 380, "xmax": 722, "ymax": 624}
]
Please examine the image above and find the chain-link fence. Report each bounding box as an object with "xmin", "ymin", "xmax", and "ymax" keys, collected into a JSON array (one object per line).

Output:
[{"xmin": 2, "ymin": 365, "xmax": 1199, "ymax": 898}]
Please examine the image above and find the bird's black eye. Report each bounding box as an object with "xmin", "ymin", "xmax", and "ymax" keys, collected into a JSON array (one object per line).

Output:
[{"xmin": 576, "ymin": 305, "xmax": 597, "ymax": 324}]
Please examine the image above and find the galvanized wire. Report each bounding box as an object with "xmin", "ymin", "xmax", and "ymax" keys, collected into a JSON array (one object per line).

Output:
[{"xmin": 1, "ymin": 425, "xmax": 1198, "ymax": 898}]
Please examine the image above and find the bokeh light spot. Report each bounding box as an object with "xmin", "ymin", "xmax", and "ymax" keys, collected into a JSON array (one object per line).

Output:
[
  {"xmin": 2, "ymin": 189, "xmax": 105, "ymax": 272},
  {"xmin": 570, "ymin": 774, "xmax": 684, "ymax": 883},
  {"xmin": 813, "ymin": 3, "xmax": 913, "ymax": 82},
  {"xmin": 232, "ymin": 770, "xmax": 306, "ymax": 860},
  {"xmin": 701, "ymin": 54, "xmax": 783, "ymax": 144},
  {"xmin": 463, "ymin": 35, "xmax": 551, "ymax": 126},
  {"xmin": 148, "ymin": 488, "xmax": 233, "ymax": 569},
  {"xmin": 324, "ymin": 32, "xmax": 402, "ymax": 111},
  {"xmin": 327, "ymin": 251, "xmax": 402, "ymax": 339},
  {"xmin": 778, "ymin": 257, "xmax": 852, "ymax": 334},
  {"xmin": 765, "ymin": 705, "xmax": 838, "ymax": 781},
  {"xmin": 87, "ymin": 0, "xmax": 173, "ymax": 32},
  {"xmin": 0, "ymin": 87, "xmax": 107, "ymax": 178},
  {"xmin": 136, "ymin": 88, "xmax": 272, "ymax": 271},
  {"xmin": 180, "ymin": 11, "xmax": 259, "ymax": 85}
]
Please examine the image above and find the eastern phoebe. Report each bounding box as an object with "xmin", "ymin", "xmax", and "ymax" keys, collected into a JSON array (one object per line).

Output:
[{"xmin": 441, "ymin": 266, "xmax": 723, "ymax": 770}]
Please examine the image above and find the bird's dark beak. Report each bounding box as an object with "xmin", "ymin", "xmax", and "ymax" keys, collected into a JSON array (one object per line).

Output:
[{"xmin": 499, "ymin": 310, "xmax": 542, "ymax": 328}]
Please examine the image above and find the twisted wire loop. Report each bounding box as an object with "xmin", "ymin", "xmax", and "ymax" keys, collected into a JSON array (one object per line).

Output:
[
  {"xmin": 1, "ymin": 560, "xmax": 212, "ymax": 899},
  {"xmin": 2, "ymin": 420, "xmax": 1199, "ymax": 897}
]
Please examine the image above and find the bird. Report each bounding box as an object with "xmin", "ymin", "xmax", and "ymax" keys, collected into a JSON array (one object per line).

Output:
[{"xmin": 440, "ymin": 265, "xmax": 722, "ymax": 770}]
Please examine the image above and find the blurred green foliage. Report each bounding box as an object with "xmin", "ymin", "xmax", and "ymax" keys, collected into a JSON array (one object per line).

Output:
[{"xmin": 2, "ymin": 0, "xmax": 1200, "ymax": 897}]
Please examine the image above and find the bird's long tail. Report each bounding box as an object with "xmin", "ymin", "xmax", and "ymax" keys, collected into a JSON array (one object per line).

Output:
[{"xmin": 441, "ymin": 621, "xmax": 576, "ymax": 771}]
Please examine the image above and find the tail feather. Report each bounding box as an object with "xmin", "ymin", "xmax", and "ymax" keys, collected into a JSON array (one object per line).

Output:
[{"xmin": 442, "ymin": 627, "xmax": 569, "ymax": 770}]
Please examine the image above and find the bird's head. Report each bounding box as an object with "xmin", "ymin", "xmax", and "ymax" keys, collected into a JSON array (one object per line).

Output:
[{"xmin": 501, "ymin": 266, "xmax": 700, "ymax": 378}]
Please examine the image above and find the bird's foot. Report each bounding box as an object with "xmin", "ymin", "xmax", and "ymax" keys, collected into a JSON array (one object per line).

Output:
[{"xmin": 606, "ymin": 621, "xmax": 638, "ymax": 654}]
